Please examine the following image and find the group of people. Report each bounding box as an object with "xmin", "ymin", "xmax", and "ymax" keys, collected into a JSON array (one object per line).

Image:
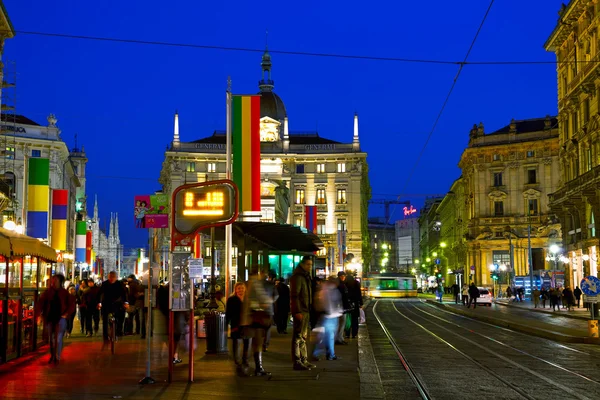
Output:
[
  {"xmin": 37, "ymin": 271, "xmax": 149, "ymax": 364},
  {"xmin": 531, "ymin": 286, "xmax": 583, "ymax": 311},
  {"xmin": 224, "ymin": 256, "xmax": 363, "ymax": 376}
]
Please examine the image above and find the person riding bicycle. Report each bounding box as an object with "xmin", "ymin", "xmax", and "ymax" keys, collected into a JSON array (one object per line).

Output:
[{"xmin": 97, "ymin": 271, "xmax": 128, "ymax": 344}]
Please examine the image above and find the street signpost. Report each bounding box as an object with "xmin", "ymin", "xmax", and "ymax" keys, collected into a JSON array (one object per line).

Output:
[
  {"xmin": 169, "ymin": 180, "xmax": 239, "ymax": 383},
  {"xmin": 580, "ymin": 276, "xmax": 600, "ymax": 338}
]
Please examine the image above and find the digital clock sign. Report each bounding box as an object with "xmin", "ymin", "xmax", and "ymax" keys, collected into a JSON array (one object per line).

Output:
[{"xmin": 172, "ymin": 180, "xmax": 238, "ymax": 236}]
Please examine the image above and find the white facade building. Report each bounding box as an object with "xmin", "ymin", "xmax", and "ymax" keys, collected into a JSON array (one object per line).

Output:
[
  {"xmin": 158, "ymin": 49, "xmax": 370, "ymax": 268},
  {"xmin": 0, "ymin": 114, "xmax": 86, "ymax": 264}
]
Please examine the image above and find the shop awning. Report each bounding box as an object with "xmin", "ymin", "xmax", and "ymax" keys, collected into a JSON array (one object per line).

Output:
[
  {"xmin": 0, "ymin": 227, "xmax": 58, "ymax": 262},
  {"xmin": 233, "ymin": 222, "xmax": 324, "ymax": 253}
]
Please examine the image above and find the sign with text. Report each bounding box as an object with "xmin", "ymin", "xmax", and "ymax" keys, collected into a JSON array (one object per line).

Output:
[
  {"xmin": 173, "ymin": 180, "xmax": 238, "ymax": 235},
  {"xmin": 188, "ymin": 258, "xmax": 204, "ymax": 279}
]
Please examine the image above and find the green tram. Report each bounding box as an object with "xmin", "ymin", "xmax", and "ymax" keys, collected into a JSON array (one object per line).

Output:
[{"xmin": 364, "ymin": 273, "xmax": 418, "ymax": 298}]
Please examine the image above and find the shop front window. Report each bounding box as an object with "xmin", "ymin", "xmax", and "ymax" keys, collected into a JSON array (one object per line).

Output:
[
  {"xmin": 23, "ymin": 256, "xmax": 38, "ymax": 288},
  {"xmin": 8, "ymin": 258, "xmax": 22, "ymax": 295}
]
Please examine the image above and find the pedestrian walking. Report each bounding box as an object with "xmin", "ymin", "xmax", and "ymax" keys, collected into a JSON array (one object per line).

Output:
[
  {"xmin": 462, "ymin": 284, "xmax": 469, "ymax": 306},
  {"xmin": 37, "ymin": 274, "xmax": 75, "ymax": 364},
  {"xmin": 312, "ymin": 276, "xmax": 343, "ymax": 361},
  {"xmin": 335, "ymin": 271, "xmax": 350, "ymax": 344},
  {"xmin": 574, "ymin": 286, "xmax": 582, "ymax": 308},
  {"xmin": 532, "ymin": 287, "xmax": 540, "ymax": 308},
  {"xmin": 540, "ymin": 288, "xmax": 548, "ymax": 308},
  {"xmin": 274, "ymin": 278, "xmax": 290, "ymax": 334},
  {"xmin": 549, "ymin": 288, "xmax": 560, "ymax": 311},
  {"xmin": 290, "ymin": 256, "xmax": 315, "ymax": 371},
  {"xmin": 77, "ymin": 280, "xmax": 88, "ymax": 335},
  {"xmin": 84, "ymin": 278, "xmax": 100, "ymax": 336},
  {"xmin": 262, "ymin": 272, "xmax": 278, "ymax": 352},
  {"xmin": 241, "ymin": 265, "xmax": 274, "ymax": 376},
  {"xmin": 66, "ymin": 286, "xmax": 77, "ymax": 337},
  {"xmin": 345, "ymin": 272, "xmax": 363, "ymax": 339},
  {"xmin": 563, "ymin": 286, "xmax": 575, "ymax": 311},
  {"xmin": 468, "ymin": 283, "xmax": 479, "ymax": 308},
  {"xmin": 452, "ymin": 283, "xmax": 459, "ymax": 304},
  {"xmin": 226, "ymin": 282, "xmax": 250, "ymax": 376}
]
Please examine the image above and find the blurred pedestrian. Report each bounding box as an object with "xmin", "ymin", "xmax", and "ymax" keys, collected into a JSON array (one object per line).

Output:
[
  {"xmin": 242, "ymin": 265, "xmax": 274, "ymax": 376},
  {"xmin": 84, "ymin": 278, "xmax": 100, "ymax": 336},
  {"xmin": 262, "ymin": 272, "xmax": 279, "ymax": 352},
  {"xmin": 312, "ymin": 276, "xmax": 343, "ymax": 361},
  {"xmin": 532, "ymin": 287, "xmax": 540, "ymax": 308},
  {"xmin": 336, "ymin": 271, "xmax": 350, "ymax": 344},
  {"xmin": 37, "ymin": 274, "xmax": 75, "ymax": 364},
  {"xmin": 468, "ymin": 283, "xmax": 479, "ymax": 308},
  {"xmin": 345, "ymin": 271, "xmax": 363, "ymax": 339},
  {"xmin": 462, "ymin": 284, "xmax": 469, "ymax": 306},
  {"xmin": 66, "ymin": 286, "xmax": 77, "ymax": 337},
  {"xmin": 226, "ymin": 282, "xmax": 250, "ymax": 376}
]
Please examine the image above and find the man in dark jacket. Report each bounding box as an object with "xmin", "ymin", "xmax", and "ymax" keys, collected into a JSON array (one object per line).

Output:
[
  {"xmin": 290, "ymin": 255, "xmax": 314, "ymax": 370},
  {"xmin": 336, "ymin": 271, "xmax": 350, "ymax": 344},
  {"xmin": 468, "ymin": 282, "xmax": 479, "ymax": 309},
  {"xmin": 125, "ymin": 274, "xmax": 145, "ymax": 336},
  {"xmin": 84, "ymin": 278, "xmax": 100, "ymax": 336},
  {"xmin": 345, "ymin": 272, "xmax": 363, "ymax": 339},
  {"xmin": 98, "ymin": 271, "xmax": 128, "ymax": 343},
  {"xmin": 37, "ymin": 274, "xmax": 75, "ymax": 364}
]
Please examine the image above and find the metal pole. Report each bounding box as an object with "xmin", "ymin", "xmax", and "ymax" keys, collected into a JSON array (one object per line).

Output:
[
  {"xmin": 225, "ymin": 77, "xmax": 232, "ymax": 296},
  {"xmin": 508, "ymin": 234, "xmax": 514, "ymax": 288},
  {"xmin": 189, "ymin": 284, "xmax": 194, "ymax": 382},
  {"xmin": 139, "ymin": 263, "xmax": 155, "ymax": 384},
  {"xmin": 528, "ymin": 213, "xmax": 534, "ymax": 297},
  {"xmin": 207, "ymin": 227, "xmax": 217, "ymax": 309}
]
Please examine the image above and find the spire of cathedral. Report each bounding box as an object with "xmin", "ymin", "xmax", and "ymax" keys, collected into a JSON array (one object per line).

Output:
[
  {"xmin": 109, "ymin": 213, "xmax": 114, "ymax": 240},
  {"xmin": 114, "ymin": 213, "xmax": 120, "ymax": 243},
  {"xmin": 93, "ymin": 195, "xmax": 99, "ymax": 221}
]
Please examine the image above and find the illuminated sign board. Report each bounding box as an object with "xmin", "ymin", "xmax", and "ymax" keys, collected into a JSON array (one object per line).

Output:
[
  {"xmin": 173, "ymin": 180, "xmax": 238, "ymax": 236},
  {"xmin": 403, "ymin": 205, "xmax": 417, "ymax": 217}
]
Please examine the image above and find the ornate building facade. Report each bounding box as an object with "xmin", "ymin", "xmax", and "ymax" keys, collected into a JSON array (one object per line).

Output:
[
  {"xmin": 158, "ymin": 50, "xmax": 370, "ymax": 270},
  {"xmin": 545, "ymin": 0, "xmax": 600, "ymax": 285},
  {"xmin": 0, "ymin": 114, "xmax": 86, "ymax": 271},
  {"xmin": 458, "ymin": 118, "xmax": 561, "ymax": 287}
]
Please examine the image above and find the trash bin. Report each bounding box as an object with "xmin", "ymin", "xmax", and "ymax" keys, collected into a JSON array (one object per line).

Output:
[
  {"xmin": 204, "ymin": 311, "xmax": 228, "ymax": 355},
  {"xmin": 589, "ymin": 320, "xmax": 599, "ymax": 338}
]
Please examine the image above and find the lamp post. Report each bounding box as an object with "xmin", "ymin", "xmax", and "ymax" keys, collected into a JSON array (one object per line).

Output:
[{"xmin": 546, "ymin": 244, "xmax": 569, "ymax": 288}]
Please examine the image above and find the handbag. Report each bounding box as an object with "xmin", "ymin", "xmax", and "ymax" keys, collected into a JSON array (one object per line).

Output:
[
  {"xmin": 251, "ymin": 309, "xmax": 272, "ymax": 329},
  {"xmin": 359, "ymin": 308, "xmax": 366, "ymax": 324}
]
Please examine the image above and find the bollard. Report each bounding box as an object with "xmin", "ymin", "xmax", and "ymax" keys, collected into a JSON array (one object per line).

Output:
[
  {"xmin": 205, "ymin": 311, "xmax": 228, "ymax": 354},
  {"xmin": 589, "ymin": 320, "xmax": 599, "ymax": 338}
]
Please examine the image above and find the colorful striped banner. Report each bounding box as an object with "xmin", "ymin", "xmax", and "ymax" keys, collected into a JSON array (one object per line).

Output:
[
  {"xmin": 305, "ymin": 206, "xmax": 317, "ymax": 233},
  {"xmin": 75, "ymin": 221, "xmax": 87, "ymax": 262},
  {"xmin": 86, "ymin": 230, "xmax": 93, "ymax": 264},
  {"xmin": 27, "ymin": 158, "xmax": 50, "ymax": 238},
  {"xmin": 51, "ymin": 189, "xmax": 68, "ymax": 250},
  {"xmin": 232, "ymin": 95, "xmax": 261, "ymax": 213}
]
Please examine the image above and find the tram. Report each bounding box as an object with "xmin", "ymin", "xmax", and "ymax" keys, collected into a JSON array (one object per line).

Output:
[{"xmin": 364, "ymin": 273, "xmax": 418, "ymax": 298}]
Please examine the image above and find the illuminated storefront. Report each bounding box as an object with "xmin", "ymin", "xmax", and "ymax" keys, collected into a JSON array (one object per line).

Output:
[{"xmin": 0, "ymin": 227, "xmax": 57, "ymax": 364}]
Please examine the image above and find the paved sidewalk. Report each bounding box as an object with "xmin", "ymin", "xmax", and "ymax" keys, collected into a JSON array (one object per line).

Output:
[
  {"xmin": 494, "ymin": 298, "xmax": 594, "ymax": 320},
  {"xmin": 424, "ymin": 299, "xmax": 599, "ymax": 344},
  {"xmin": 0, "ymin": 325, "xmax": 360, "ymax": 400}
]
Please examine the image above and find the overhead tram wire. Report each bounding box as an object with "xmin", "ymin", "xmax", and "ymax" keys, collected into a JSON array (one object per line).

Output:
[
  {"xmin": 387, "ymin": 0, "xmax": 495, "ymax": 225},
  {"xmin": 0, "ymin": 28, "xmax": 574, "ymax": 66}
]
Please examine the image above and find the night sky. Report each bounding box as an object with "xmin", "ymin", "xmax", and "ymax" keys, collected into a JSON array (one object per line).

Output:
[{"xmin": 3, "ymin": 0, "xmax": 563, "ymax": 249}]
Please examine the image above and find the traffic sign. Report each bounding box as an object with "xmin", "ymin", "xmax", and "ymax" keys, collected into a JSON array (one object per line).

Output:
[
  {"xmin": 435, "ymin": 258, "xmax": 440, "ymax": 265},
  {"xmin": 581, "ymin": 276, "xmax": 600, "ymax": 296},
  {"xmin": 583, "ymin": 295, "xmax": 598, "ymax": 304},
  {"xmin": 188, "ymin": 258, "xmax": 204, "ymax": 279}
]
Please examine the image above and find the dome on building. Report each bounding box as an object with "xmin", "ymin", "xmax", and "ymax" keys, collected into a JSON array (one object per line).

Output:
[
  {"xmin": 260, "ymin": 91, "xmax": 287, "ymax": 121},
  {"xmin": 258, "ymin": 48, "xmax": 287, "ymax": 121}
]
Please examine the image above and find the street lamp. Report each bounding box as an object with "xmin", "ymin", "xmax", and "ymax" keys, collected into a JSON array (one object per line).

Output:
[
  {"xmin": 440, "ymin": 242, "xmax": 447, "ymax": 248},
  {"xmin": 546, "ymin": 245, "xmax": 569, "ymax": 288}
]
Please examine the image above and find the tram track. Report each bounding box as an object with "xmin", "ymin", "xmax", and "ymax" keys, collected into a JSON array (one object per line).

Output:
[
  {"xmin": 388, "ymin": 300, "xmax": 598, "ymax": 400},
  {"xmin": 372, "ymin": 300, "xmax": 432, "ymax": 400},
  {"xmin": 409, "ymin": 301, "xmax": 600, "ymax": 386}
]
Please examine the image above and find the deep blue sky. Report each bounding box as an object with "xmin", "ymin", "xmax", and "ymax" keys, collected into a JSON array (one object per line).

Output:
[{"xmin": 3, "ymin": 0, "xmax": 563, "ymax": 248}]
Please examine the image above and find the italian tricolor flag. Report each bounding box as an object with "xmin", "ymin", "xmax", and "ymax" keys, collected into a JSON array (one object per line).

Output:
[{"xmin": 232, "ymin": 95, "xmax": 261, "ymax": 213}]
